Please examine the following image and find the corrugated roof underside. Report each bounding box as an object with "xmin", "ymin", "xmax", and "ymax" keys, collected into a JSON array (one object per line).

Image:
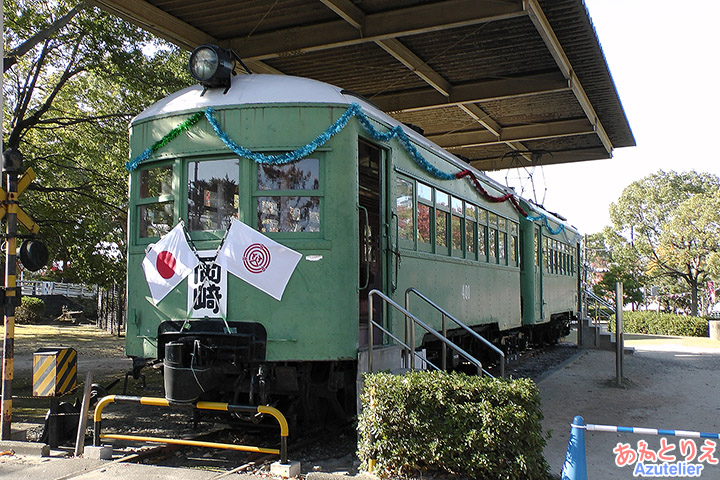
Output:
[
  {"xmin": 140, "ymin": 0, "xmax": 634, "ymax": 163},
  {"xmin": 539, "ymin": 0, "xmax": 635, "ymax": 148}
]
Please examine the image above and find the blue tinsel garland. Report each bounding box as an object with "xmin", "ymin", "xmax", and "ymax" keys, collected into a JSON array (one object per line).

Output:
[
  {"xmin": 128, "ymin": 102, "xmax": 576, "ymax": 240},
  {"xmin": 526, "ymin": 213, "xmax": 580, "ymax": 243},
  {"xmin": 203, "ymin": 103, "xmax": 457, "ymax": 180}
]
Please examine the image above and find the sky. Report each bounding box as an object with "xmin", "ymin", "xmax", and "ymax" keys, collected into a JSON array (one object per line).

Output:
[{"xmin": 488, "ymin": 0, "xmax": 720, "ymax": 235}]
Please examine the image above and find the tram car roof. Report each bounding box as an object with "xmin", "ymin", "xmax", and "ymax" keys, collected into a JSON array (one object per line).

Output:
[{"xmin": 132, "ymin": 73, "xmax": 579, "ymax": 238}]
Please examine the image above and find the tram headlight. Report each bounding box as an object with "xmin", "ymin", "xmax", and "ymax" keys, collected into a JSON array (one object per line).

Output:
[{"xmin": 189, "ymin": 45, "xmax": 234, "ymax": 90}]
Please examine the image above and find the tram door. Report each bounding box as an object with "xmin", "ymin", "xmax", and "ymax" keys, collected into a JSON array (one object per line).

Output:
[
  {"xmin": 358, "ymin": 140, "xmax": 384, "ymax": 347},
  {"xmin": 535, "ymin": 226, "xmax": 545, "ymax": 321}
]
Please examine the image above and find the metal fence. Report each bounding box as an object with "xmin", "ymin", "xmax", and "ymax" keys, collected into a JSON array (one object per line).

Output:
[
  {"xmin": 18, "ymin": 280, "xmax": 125, "ymax": 336},
  {"xmin": 19, "ymin": 280, "xmax": 98, "ymax": 299},
  {"xmin": 96, "ymin": 283, "xmax": 125, "ymax": 336}
]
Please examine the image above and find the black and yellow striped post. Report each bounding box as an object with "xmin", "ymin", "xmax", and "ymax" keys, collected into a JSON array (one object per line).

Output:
[
  {"xmin": 0, "ymin": 149, "xmax": 40, "ymax": 440},
  {"xmin": 0, "ymin": 148, "xmax": 22, "ymax": 441}
]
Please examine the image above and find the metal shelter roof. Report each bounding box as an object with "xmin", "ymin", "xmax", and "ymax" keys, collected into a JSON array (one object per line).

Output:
[{"xmin": 89, "ymin": 0, "xmax": 634, "ymax": 171}]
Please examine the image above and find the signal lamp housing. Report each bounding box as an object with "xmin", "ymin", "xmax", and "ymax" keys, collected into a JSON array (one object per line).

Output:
[
  {"xmin": 189, "ymin": 45, "xmax": 234, "ymax": 92},
  {"xmin": 20, "ymin": 239, "xmax": 49, "ymax": 272}
]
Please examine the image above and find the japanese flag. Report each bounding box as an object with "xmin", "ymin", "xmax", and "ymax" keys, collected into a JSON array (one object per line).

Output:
[
  {"xmin": 142, "ymin": 222, "xmax": 200, "ymax": 305},
  {"xmin": 215, "ymin": 219, "xmax": 302, "ymax": 301}
]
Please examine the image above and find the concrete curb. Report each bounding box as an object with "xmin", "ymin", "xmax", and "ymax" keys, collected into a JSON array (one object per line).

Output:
[
  {"xmin": 0, "ymin": 440, "xmax": 50, "ymax": 456},
  {"xmin": 306, "ymin": 473, "xmax": 378, "ymax": 480}
]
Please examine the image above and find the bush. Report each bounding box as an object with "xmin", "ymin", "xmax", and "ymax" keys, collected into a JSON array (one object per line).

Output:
[
  {"xmin": 606, "ymin": 311, "xmax": 708, "ymax": 337},
  {"xmin": 15, "ymin": 296, "xmax": 46, "ymax": 324},
  {"xmin": 357, "ymin": 371, "xmax": 552, "ymax": 480}
]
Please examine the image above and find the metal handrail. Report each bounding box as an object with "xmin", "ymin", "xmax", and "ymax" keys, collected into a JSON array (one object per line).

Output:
[
  {"xmin": 365, "ymin": 320, "xmax": 441, "ymax": 373},
  {"xmin": 367, "ymin": 289, "xmax": 486, "ymax": 376},
  {"xmin": 585, "ymin": 288, "xmax": 615, "ymax": 311},
  {"xmin": 585, "ymin": 288, "xmax": 615, "ymax": 322},
  {"xmin": 405, "ymin": 287, "xmax": 505, "ymax": 378}
]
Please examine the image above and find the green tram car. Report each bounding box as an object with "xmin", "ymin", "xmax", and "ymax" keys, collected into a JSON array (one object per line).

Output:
[{"xmin": 126, "ymin": 71, "xmax": 580, "ymax": 419}]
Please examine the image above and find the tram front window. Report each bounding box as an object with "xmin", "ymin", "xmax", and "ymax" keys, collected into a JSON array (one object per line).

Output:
[
  {"xmin": 187, "ymin": 159, "xmax": 239, "ymax": 231},
  {"xmin": 256, "ymin": 158, "xmax": 321, "ymax": 233},
  {"xmin": 138, "ymin": 165, "xmax": 173, "ymax": 238}
]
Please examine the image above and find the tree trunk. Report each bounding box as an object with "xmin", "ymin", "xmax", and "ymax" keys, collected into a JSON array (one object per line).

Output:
[{"xmin": 691, "ymin": 280, "xmax": 698, "ymax": 317}]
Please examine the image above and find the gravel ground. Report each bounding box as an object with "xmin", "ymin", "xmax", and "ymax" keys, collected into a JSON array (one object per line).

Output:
[{"xmin": 4, "ymin": 322, "xmax": 582, "ymax": 477}]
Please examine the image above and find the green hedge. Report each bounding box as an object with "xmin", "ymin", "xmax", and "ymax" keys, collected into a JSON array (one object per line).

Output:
[
  {"xmin": 15, "ymin": 296, "xmax": 45, "ymax": 324},
  {"xmin": 357, "ymin": 371, "xmax": 552, "ymax": 480},
  {"xmin": 606, "ymin": 311, "xmax": 708, "ymax": 337}
]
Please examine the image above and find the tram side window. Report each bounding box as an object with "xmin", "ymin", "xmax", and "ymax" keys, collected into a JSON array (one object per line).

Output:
[
  {"xmin": 488, "ymin": 213, "xmax": 498, "ymax": 263},
  {"xmin": 557, "ymin": 241, "xmax": 562, "ymax": 274},
  {"xmin": 451, "ymin": 196, "xmax": 463, "ymax": 256},
  {"xmin": 138, "ymin": 165, "xmax": 173, "ymax": 238},
  {"xmin": 465, "ymin": 204, "xmax": 477, "ymax": 260},
  {"xmin": 395, "ymin": 177, "xmax": 414, "ymax": 246},
  {"xmin": 435, "ymin": 190, "xmax": 449, "ymax": 255},
  {"xmin": 256, "ymin": 158, "xmax": 320, "ymax": 233},
  {"xmin": 557, "ymin": 242, "xmax": 562, "ymax": 274},
  {"xmin": 535, "ymin": 230, "xmax": 540, "ymax": 267},
  {"xmin": 556, "ymin": 242, "xmax": 565, "ymax": 275},
  {"xmin": 417, "ymin": 182, "xmax": 433, "ymax": 251},
  {"xmin": 188, "ymin": 159, "xmax": 239, "ymax": 231},
  {"xmin": 498, "ymin": 217, "xmax": 507, "ymax": 265},
  {"xmin": 510, "ymin": 222, "xmax": 518, "ymax": 267},
  {"xmin": 544, "ymin": 237, "xmax": 550, "ymax": 271},
  {"xmin": 478, "ymin": 208, "xmax": 488, "ymax": 261}
]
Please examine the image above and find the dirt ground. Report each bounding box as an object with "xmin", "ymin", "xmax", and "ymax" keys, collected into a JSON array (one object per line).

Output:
[
  {"xmin": 1, "ymin": 321, "xmax": 131, "ymax": 377},
  {"xmin": 0, "ymin": 322, "xmax": 134, "ymax": 440},
  {"xmin": 540, "ymin": 336, "xmax": 720, "ymax": 479}
]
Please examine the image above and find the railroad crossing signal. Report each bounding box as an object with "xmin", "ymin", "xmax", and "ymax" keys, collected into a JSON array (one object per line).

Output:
[
  {"xmin": 1, "ymin": 148, "xmax": 48, "ymax": 441},
  {"xmin": 0, "ymin": 166, "xmax": 39, "ymax": 233}
]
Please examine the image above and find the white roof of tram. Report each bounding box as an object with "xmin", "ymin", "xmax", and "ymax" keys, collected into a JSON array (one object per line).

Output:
[
  {"xmin": 132, "ymin": 74, "xmax": 503, "ymax": 187},
  {"xmin": 132, "ymin": 74, "xmax": 354, "ymax": 123},
  {"xmin": 133, "ymin": 75, "xmax": 462, "ymax": 165}
]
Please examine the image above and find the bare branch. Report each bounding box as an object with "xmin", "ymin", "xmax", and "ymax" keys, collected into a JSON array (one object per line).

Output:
[
  {"xmin": 8, "ymin": 37, "xmax": 87, "ymax": 148},
  {"xmin": 4, "ymin": 2, "xmax": 87, "ymax": 72}
]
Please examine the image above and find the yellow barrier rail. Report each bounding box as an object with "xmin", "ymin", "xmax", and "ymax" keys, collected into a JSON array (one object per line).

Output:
[{"xmin": 93, "ymin": 395, "xmax": 289, "ymax": 463}]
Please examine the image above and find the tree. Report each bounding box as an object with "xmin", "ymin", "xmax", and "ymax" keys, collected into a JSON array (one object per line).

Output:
[
  {"xmin": 656, "ymin": 192, "xmax": 720, "ymax": 316},
  {"xmin": 609, "ymin": 171, "xmax": 720, "ymax": 316},
  {"xmin": 593, "ymin": 264, "xmax": 644, "ymax": 307},
  {"xmin": 586, "ymin": 229, "xmax": 645, "ymax": 308},
  {"xmin": 3, "ymin": 0, "xmax": 192, "ymax": 287}
]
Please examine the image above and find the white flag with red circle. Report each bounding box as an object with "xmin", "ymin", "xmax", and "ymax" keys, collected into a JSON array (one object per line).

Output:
[
  {"xmin": 215, "ymin": 219, "xmax": 302, "ymax": 301},
  {"xmin": 142, "ymin": 221, "xmax": 200, "ymax": 305}
]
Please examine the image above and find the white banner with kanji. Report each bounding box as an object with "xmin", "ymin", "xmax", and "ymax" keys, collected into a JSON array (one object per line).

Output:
[{"xmin": 188, "ymin": 251, "xmax": 228, "ymax": 318}]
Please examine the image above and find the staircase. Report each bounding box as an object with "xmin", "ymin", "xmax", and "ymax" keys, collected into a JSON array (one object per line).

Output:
[
  {"xmin": 359, "ymin": 288, "xmax": 507, "ymax": 374},
  {"xmin": 577, "ymin": 289, "xmax": 634, "ymax": 353}
]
